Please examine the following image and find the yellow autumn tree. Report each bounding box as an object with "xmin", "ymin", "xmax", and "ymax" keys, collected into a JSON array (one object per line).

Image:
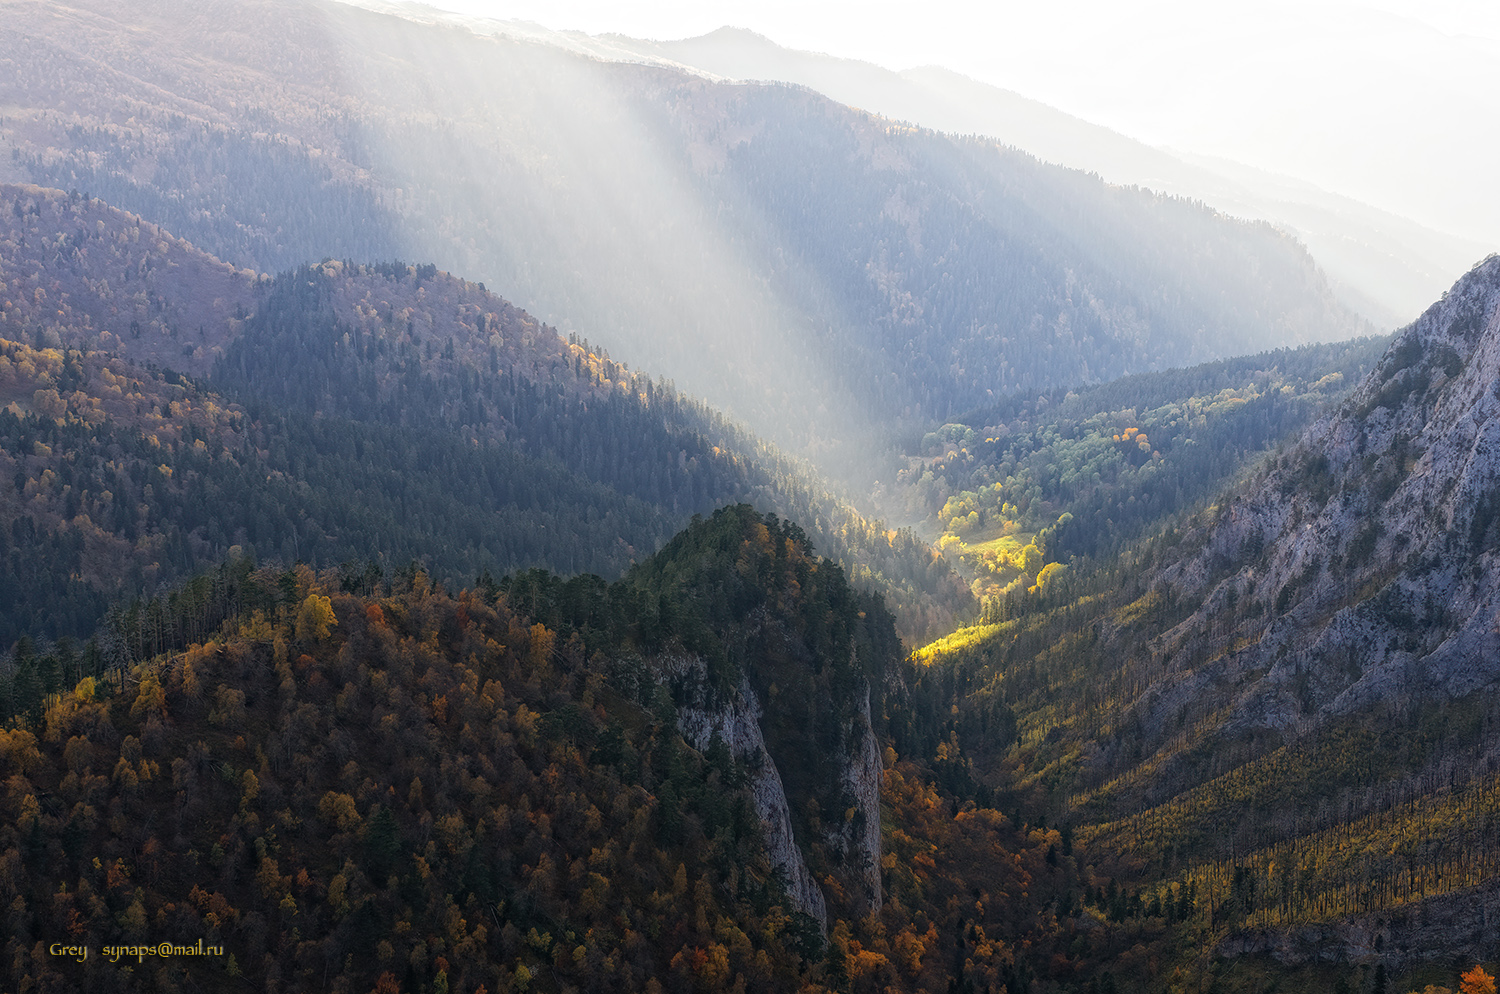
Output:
[
  {"xmin": 529, "ymin": 623, "xmax": 555, "ymax": 670},
  {"xmin": 130, "ymin": 670, "xmax": 167, "ymax": 718},
  {"xmin": 1035, "ymin": 561, "xmax": 1068, "ymax": 589},
  {"xmin": 295, "ymin": 593, "xmax": 337, "ymax": 641},
  {"xmin": 318, "ymin": 791, "xmax": 361, "ymax": 831}
]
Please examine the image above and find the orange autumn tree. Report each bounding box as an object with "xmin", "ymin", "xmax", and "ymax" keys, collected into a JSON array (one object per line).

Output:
[{"xmin": 1461, "ymin": 966, "xmax": 1497, "ymax": 994}]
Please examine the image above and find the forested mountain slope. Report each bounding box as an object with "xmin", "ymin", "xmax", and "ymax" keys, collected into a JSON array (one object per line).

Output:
[
  {"xmin": 880, "ymin": 335, "xmax": 1390, "ymax": 609},
  {"xmin": 0, "ymin": 185, "xmax": 255, "ymax": 374},
  {"xmin": 569, "ymin": 23, "xmax": 1487, "ymax": 329},
  {"xmin": 0, "ymin": 184, "xmax": 970, "ymax": 647},
  {"xmin": 0, "ymin": 0, "xmax": 1365, "ymax": 473},
  {"xmin": 915, "ymin": 256, "xmax": 1500, "ymax": 978},
  {"xmin": 0, "ymin": 507, "xmax": 1088, "ymax": 994}
]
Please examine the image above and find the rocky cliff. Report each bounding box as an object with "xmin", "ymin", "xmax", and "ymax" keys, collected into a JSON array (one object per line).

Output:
[
  {"xmin": 611, "ymin": 505, "xmax": 897, "ymax": 928},
  {"xmin": 1134, "ymin": 255, "xmax": 1500, "ymax": 740},
  {"xmin": 836, "ymin": 685, "xmax": 884, "ymax": 914},
  {"xmin": 667, "ymin": 653, "xmax": 831, "ymax": 927},
  {"xmin": 661, "ymin": 646, "xmax": 886, "ymax": 929},
  {"xmin": 1066, "ymin": 256, "xmax": 1500, "ymax": 967}
]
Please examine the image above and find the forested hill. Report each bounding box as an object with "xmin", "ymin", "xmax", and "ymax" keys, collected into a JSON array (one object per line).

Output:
[
  {"xmin": 0, "ymin": 184, "xmax": 255, "ymax": 374},
  {"xmin": 0, "ymin": 184, "xmax": 971, "ymax": 648},
  {"xmin": 0, "ymin": 506, "xmax": 1090, "ymax": 994},
  {"xmin": 210, "ymin": 260, "xmax": 971, "ymax": 638},
  {"xmin": 0, "ymin": 0, "xmax": 1366, "ymax": 474}
]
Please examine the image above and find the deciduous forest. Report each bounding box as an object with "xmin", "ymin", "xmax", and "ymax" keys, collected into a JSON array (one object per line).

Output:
[{"xmin": 1, "ymin": 1, "xmax": 1498, "ymax": 992}]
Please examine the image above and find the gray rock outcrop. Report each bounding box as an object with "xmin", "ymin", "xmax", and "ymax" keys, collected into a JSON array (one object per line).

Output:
[
  {"xmin": 839, "ymin": 685, "xmax": 883, "ymax": 913},
  {"xmin": 662, "ymin": 653, "xmax": 829, "ymax": 928},
  {"xmin": 1139, "ymin": 256, "xmax": 1500, "ymax": 736}
]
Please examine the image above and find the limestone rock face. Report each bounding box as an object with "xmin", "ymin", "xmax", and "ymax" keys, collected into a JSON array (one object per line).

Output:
[
  {"xmin": 1139, "ymin": 256, "xmax": 1500, "ymax": 737},
  {"xmin": 663, "ymin": 653, "xmax": 829, "ymax": 928},
  {"xmin": 659, "ymin": 646, "xmax": 887, "ymax": 927},
  {"xmin": 1081, "ymin": 256, "xmax": 1500, "ymax": 966},
  {"xmin": 843, "ymin": 686, "xmax": 884, "ymax": 913}
]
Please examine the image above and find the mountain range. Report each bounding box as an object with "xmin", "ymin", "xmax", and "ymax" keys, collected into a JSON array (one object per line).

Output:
[
  {"xmin": 0, "ymin": 183, "xmax": 970, "ymax": 647},
  {"xmin": 2, "ymin": 1, "xmax": 1500, "ymax": 992},
  {"xmin": 0, "ymin": 0, "xmax": 1366, "ymax": 478},
  {"xmin": 410, "ymin": 13, "xmax": 1490, "ymax": 331}
]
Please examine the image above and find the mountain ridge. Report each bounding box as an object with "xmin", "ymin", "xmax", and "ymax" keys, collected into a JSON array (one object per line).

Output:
[
  {"xmin": 474, "ymin": 12, "xmax": 1490, "ymax": 328},
  {"xmin": 0, "ymin": 0, "xmax": 1368, "ymax": 476},
  {"xmin": 1149, "ymin": 254, "xmax": 1500, "ymax": 728},
  {"xmin": 0, "ymin": 182, "xmax": 973, "ymax": 645},
  {"xmin": 906, "ymin": 256, "xmax": 1500, "ymax": 977}
]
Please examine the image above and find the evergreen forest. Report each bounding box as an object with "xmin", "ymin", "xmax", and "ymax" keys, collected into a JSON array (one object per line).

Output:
[{"xmin": 0, "ymin": 2, "xmax": 1498, "ymax": 992}]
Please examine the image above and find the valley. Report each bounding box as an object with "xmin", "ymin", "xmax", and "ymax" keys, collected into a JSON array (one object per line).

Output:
[{"xmin": 0, "ymin": 2, "xmax": 1497, "ymax": 993}]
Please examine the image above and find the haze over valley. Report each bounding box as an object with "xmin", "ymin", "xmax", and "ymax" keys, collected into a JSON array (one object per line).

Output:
[
  {"xmin": 443, "ymin": 14, "xmax": 1491, "ymax": 331},
  {"xmin": 0, "ymin": 2, "xmax": 1497, "ymax": 993},
  {"xmin": 1, "ymin": 0, "xmax": 1373, "ymax": 483}
]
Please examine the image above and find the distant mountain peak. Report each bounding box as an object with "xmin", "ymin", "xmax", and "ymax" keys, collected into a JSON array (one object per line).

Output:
[{"xmin": 691, "ymin": 25, "xmax": 776, "ymax": 44}]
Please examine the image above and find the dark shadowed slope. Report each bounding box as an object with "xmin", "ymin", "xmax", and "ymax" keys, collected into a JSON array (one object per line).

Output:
[
  {"xmin": 0, "ymin": 184, "xmax": 971, "ymax": 645},
  {"xmin": 0, "ymin": 0, "xmax": 1365, "ymax": 477}
]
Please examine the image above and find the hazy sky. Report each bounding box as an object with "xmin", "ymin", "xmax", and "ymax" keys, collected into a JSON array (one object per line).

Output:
[{"xmin": 401, "ymin": 0, "xmax": 1500, "ymax": 245}]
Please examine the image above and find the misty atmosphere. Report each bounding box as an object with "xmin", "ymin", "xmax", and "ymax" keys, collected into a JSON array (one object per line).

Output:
[{"xmin": 0, "ymin": 1, "xmax": 1498, "ymax": 992}]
